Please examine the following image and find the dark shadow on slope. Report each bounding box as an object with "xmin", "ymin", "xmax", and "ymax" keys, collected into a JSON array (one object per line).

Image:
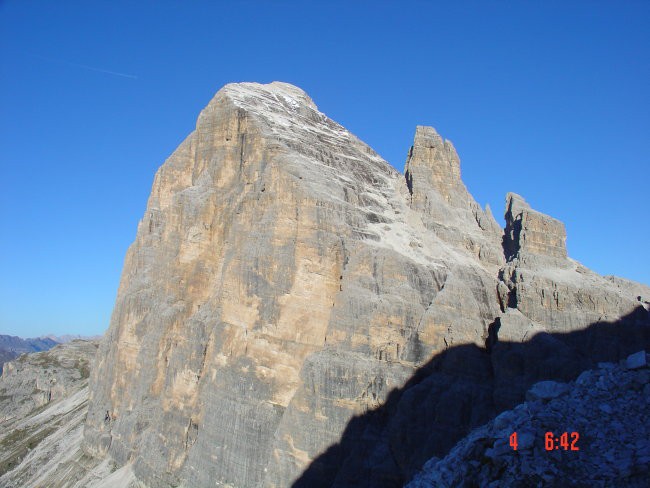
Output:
[{"xmin": 293, "ymin": 306, "xmax": 650, "ymax": 487}]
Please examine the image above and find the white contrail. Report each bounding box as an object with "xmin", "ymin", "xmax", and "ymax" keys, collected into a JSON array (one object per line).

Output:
[
  {"xmin": 31, "ymin": 53, "xmax": 138, "ymax": 80},
  {"xmin": 68, "ymin": 62, "xmax": 138, "ymax": 80}
]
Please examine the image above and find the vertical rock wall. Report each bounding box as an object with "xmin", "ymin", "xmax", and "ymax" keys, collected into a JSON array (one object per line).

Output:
[{"xmin": 82, "ymin": 82, "xmax": 649, "ymax": 488}]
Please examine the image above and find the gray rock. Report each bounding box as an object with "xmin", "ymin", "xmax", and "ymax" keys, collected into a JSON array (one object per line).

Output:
[
  {"xmin": 499, "ymin": 192, "xmax": 648, "ymax": 337},
  {"xmin": 78, "ymin": 82, "xmax": 510, "ymax": 488},
  {"xmin": 503, "ymin": 192, "xmax": 567, "ymax": 263},
  {"xmin": 408, "ymin": 360, "xmax": 650, "ymax": 487},
  {"xmin": 5, "ymin": 81, "xmax": 648, "ymax": 488},
  {"xmin": 635, "ymin": 369, "xmax": 650, "ymax": 385},
  {"xmin": 599, "ymin": 403, "xmax": 613, "ymax": 414},
  {"xmin": 0, "ymin": 340, "xmax": 97, "ymax": 423},
  {"xmin": 0, "ymin": 340, "xmax": 109, "ymax": 488},
  {"xmin": 577, "ymin": 369, "xmax": 594, "ymax": 385},
  {"xmin": 487, "ymin": 437, "xmax": 512, "ymax": 459},
  {"xmin": 82, "ymin": 82, "xmax": 650, "ymax": 488},
  {"xmin": 626, "ymin": 350, "xmax": 647, "ymax": 369},
  {"xmin": 526, "ymin": 380, "xmax": 570, "ymax": 402},
  {"xmin": 492, "ymin": 410, "xmax": 515, "ymax": 431},
  {"xmin": 404, "ymin": 126, "xmax": 504, "ymax": 267},
  {"xmin": 517, "ymin": 430, "xmax": 535, "ymax": 450}
]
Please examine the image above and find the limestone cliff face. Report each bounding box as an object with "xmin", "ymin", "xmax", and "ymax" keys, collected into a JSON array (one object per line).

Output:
[{"xmin": 81, "ymin": 82, "xmax": 649, "ymax": 488}]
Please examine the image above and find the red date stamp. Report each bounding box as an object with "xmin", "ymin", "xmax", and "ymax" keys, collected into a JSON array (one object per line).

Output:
[
  {"xmin": 509, "ymin": 432, "xmax": 580, "ymax": 451},
  {"xmin": 544, "ymin": 431, "xmax": 579, "ymax": 451}
]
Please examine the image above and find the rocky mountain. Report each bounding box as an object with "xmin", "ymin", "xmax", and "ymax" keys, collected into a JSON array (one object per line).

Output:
[
  {"xmin": 0, "ymin": 335, "xmax": 59, "ymax": 374},
  {"xmin": 0, "ymin": 340, "xmax": 100, "ymax": 487},
  {"xmin": 42, "ymin": 334, "xmax": 103, "ymax": 344},
  {"xmin": 81, "ymin": 81, "xmax": 649, "ymax": 487},
  {"xmin": 2, "ymin": 81, "xmax": 648, "ymax": 487},
  {"xmin": 406, "ymin": 350, "xmax": 650, "ymax": 487}
]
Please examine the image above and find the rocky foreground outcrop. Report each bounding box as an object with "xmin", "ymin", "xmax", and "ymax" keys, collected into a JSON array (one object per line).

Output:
[
  {"xmin": 406, "ymin": 351, "xmax": 650, "ymax": 487},
  {"xmin": 0, "ymin": 340, "xmax": 105, "ymax": 487},
  {"xmin": 3, "ymin": 82, "xmax": 648, "ymax": 487}
]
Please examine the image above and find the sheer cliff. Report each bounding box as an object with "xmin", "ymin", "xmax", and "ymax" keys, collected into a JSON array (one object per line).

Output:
[{"xmin": 70, "ymin": 81, "xmax": 649, "ymax": 488}]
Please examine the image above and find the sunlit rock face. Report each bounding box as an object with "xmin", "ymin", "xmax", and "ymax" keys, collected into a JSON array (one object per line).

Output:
[{"xmin": 80, "ymin": 82, "xmax": 649, "ymax": 488}]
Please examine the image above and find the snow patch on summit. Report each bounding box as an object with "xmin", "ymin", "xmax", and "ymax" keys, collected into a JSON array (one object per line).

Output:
[{"xmin": 281, "ymin": 94, "xmax": 300, "ymax": 110}]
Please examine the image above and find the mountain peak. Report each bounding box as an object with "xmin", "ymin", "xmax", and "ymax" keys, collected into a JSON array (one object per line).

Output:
[
  {"xmin": 214, "ymin": 81, "xmax": 319, "ymax": 114},
  {"xmin": 405, "ymin": 125, "xmax": 463, "ymax": 204},
  {"xmin": 71, "ymin": 82, "xmax": 647, "ymax": 488},
  {"xmin": 413, "ymin": 125, "xmax": 444, "ymax": 147},
  {"xmin": 504, "ymin": 192, "xmax": 567, "ymax": 264}
]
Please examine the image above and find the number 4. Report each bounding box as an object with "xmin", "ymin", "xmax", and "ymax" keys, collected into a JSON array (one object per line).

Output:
[
  {"xmin": 509, "ymin": 432, "xmax": 518, "ymax": 451},
  {"xmin": 560, "ymin": 432, "xmax": 569, "ymax": 450}
]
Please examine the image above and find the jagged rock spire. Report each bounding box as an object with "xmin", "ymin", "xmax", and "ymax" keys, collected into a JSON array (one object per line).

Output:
[
  {"xmin": 403, "ymin": 125, "xmax": 504, "ymax": 267},
  {"xmin": 404, "ymin": 125, "xmax": 466, "ymax": 208},
  {"xmin": 503, "ymin": 192, "xmax": 567, "ymax": 264}
]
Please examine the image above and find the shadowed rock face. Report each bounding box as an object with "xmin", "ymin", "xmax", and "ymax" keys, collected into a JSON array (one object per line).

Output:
[
  {"xmin": 406, "ymin": 351, "xmax": 650, "ymax": 488},
  {"xmin": 77, "ymin": 82, "xmax": 649, "ymax": 488}
]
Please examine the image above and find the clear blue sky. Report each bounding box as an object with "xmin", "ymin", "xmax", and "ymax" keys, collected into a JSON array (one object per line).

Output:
[{"xmin": 1, "ymin": 1, "xmax": 648, "ymax": 338}]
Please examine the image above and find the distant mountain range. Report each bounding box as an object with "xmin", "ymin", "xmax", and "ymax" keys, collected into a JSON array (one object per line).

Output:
[
  {"xmin": 40, "ymin": 334, "xmax": 103, "ymax": 344},
  {"xmin": 0, "ymin": 335, "xmax": 58, "ymax": 373},
  {"xmin": 0, "ymin": 334, "xmax": 102, "ymax": 373}
]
